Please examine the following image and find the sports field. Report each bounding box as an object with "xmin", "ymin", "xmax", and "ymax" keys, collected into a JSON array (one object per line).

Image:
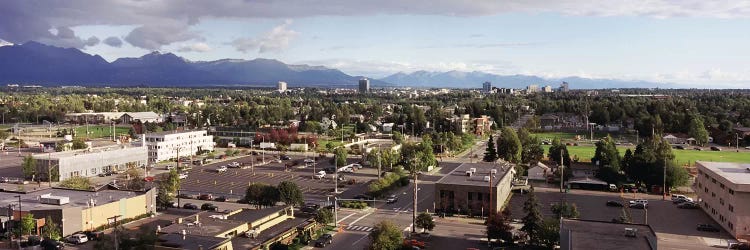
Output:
[
  {"xmin": 542, "ymin": 145, "xmax": 750, "ymax": 166},
  {"xmin": 74, "ymin": 125, "xmax": 131, "ymax": 139}
]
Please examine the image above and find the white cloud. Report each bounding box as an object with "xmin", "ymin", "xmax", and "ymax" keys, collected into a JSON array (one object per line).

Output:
[
  {"xmin": 232, "ymin": 20, "xmax": 298, "ymax": 53},
  {"xmin": 0, "ymin": 39, "xmax": 12, "ymax": 47},
  {"xmin": 177, "ymin": 42, "xmax": 212, "ymax": 53}
]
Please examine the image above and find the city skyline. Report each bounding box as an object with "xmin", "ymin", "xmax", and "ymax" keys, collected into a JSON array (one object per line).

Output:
[{"xmin": 1, "ymin": 1, "xmax": 750, "ymax": 88}]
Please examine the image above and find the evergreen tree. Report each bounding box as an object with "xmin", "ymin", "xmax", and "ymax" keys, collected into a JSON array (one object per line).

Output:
[
  {"xmin": 688, "ymin": 116, "xmax": 709, "ymax": 146},
  {"xmin": 486, "ymin": 210, "xmax": 514, "ymax": 245},
  {"xmin": 521, "ymin": 187, "xmax": 543, "ymax": 246},
  {"xmin": 483, "ymin": 135, "xmax": 498, "ymax": 162},
  {"xmin": 496, "ymin": 127, "xmax": 522, "ymax": 163},
  {"xmin": 548, "ymin": 138, "xmax": 571, "ymax": 167}
]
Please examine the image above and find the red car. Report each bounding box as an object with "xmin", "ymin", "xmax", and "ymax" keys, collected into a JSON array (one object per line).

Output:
[{"xmin": 143, "ymin": 176, "xmax": 155, "ymax": 182}]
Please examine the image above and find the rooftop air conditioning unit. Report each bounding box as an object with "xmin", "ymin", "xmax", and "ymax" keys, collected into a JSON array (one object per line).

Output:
[
  {"xmin": 624, "ymin": 228, "xmax": 637, "ymax": 237},
  {"xmin": 470, "ymin": 168, "xmax": 477, "ymax": 173},
  {"xmin": 466, "ymin": 170, "xmax": 473, "ymax": 176},
  {"xmin": 490, "ymin": 169, "xmax": 498, "ymax": 175},
  {"xmin": 483, "ymin": 176, "xmax": 491, "ymax": 182}
]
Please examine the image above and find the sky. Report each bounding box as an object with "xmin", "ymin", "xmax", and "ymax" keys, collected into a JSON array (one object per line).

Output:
[{"xmin": 1, "ymin": 0, "xmax": 750, "ymax": 87}]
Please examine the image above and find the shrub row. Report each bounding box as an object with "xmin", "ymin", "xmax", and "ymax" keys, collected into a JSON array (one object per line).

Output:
[{"xmin": 367, "ymin": 169, "xmax": 409, "ymax": 198}]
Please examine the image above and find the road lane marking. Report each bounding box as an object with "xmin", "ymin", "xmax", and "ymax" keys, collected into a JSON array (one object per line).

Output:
[
  {"xmin": 352, "ymin": 234, "xmax": 369, "ymax": 246},
  {"xmin": 404, "ymin": 224, "xmax": 413, "ymax": 231},
  {"xmin": 337, "ymin": 213, "xmax": 356, "ymax": 223},
  {"xmin": 349, "ymin": 212, "xmax": 373, "ymax": 225}
]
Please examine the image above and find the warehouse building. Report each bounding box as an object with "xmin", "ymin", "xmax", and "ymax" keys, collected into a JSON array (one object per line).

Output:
[{"xmin": 32, "ymin": 144, "xmax": 148, "ymax": 181}]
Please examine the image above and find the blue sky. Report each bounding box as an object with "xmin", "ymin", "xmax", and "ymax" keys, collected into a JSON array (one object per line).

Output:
[{"xmin": 2, "ymin": 1, "xmax": 750, "ymax": 87}]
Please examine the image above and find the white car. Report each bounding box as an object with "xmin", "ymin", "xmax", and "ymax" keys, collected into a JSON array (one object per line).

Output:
[
  {"xmin": 67, "ymin": 234, "xmax": 89, "ymax": 244},
  {"xmin": 671, "ymin": 194, "xmax": 688, "ymax": 201},
  {"xmin": 179, "ymin": 173, "xmax": 188, "ymax": 179},
  {"xmin": 338, "ymin": 166, "xmax": 354, "ymax": 173},
  {"xmin": 313, "ymin": 171, "xmax": 326, "ymax": 179},
  {"xmin": 217, "ymin": 166, "xmax": 228, "ymax": 173},
  {"xmin": 304, "ymin": 158, "xmax": 315, "ymax": 164},
  {"xmin": 629, "ymin": 199, "xmax": 648, "ymax": 206},
  {"xmin": 166, "ymin": 165, "xmax": 175, "ymax": 170},
  {"xmin": 228, "ymin": 162, "xmax": 241, "ymax": 168}
]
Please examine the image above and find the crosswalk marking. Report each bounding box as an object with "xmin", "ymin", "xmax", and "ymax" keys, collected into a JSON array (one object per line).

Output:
[{"xmin": 346, "ymin": 225, "xmax": 373, "ymax": 232}]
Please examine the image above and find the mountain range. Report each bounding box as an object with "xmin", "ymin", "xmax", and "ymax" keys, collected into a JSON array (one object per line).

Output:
[
  {"xmin": 0, "ymin": 41, "xmax": 669, "ymax": 89},
  {"xmin": 379, "ymin": 71, "xmax": 669, "ymax": 89},
  {"xmin": 0, "ymin": 42, "xmax": 385, "ymax": 87}
]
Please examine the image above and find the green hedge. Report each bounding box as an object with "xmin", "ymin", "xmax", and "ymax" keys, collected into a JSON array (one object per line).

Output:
[
  {"xmin": 339, "ymin": 201, "xmax": 368, "ymax": 209},
  {"xmin": 367, "ymin": 169, "xmax": 409, "ymax": 198}
]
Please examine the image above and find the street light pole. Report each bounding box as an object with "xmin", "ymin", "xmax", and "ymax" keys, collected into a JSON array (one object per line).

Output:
[{"xmin": 663, "ymin": 157, "xmax": 667, "ymax": 200}]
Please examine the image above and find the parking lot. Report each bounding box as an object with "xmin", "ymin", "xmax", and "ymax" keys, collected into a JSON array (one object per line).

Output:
[
  {"xmin": 508, "ymin": 186, "xmax": 735, "ymax": 249},
  {"xmin": 175, "ymin": 152, "xmax": 379, "ymax": 202}
]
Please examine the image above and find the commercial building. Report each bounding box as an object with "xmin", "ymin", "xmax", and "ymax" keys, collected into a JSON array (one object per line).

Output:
[
  {"xmin": 358, "ymin": 78, "xmax": 370, "ymax": 93},
  {"xmin": 559, "ymin": 219, "xmax": 657, "ymax": 250},
  {"xmin": 142, "ymin": 130, "xmax": 214, "ymax": 163},
  {"xmin": 695, "ymin": 161, "xmax": 750, "ymax": 240},
  {"xmin": 278, "ymin": 81, "xmax": 287, "ymax": 92},
  {"xmin": 482, "ymin": 81, "xmax": 492, "ymax": 93},
  {"xmin": 0, "ymin": 187, "xmax": 156, "ymax": 236},
  {"xmin": 435, "ymin": 162, "xmax": 515, "ymax": 215},
  {"xmin": 543, "ymin": 85, "xmax": 553, "ymax": 92},
  {"xmin": 32, "ymin": 144, "xmax": 148, "ymax": 181},
  {"xmin": 157, "ymin": 206, "xmax": 306, "ymax": 250},
  {"xmin": 526, "ymin": 84, "xmax": 539, "ymax": 93},
  {"xmin": 560, "ymin": 81, "xmax": 570, "ymax": 92}
]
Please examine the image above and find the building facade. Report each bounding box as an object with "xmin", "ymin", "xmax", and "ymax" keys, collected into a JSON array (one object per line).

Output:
[
  {"xmin": 358, "ymin": 78, "xmax": 370, "ymax": 93},
  {"xmin": 482, "ymin": 81, "xmax": 492, "ymax": 93},
  {"xmin": 143, "ymin": 130, "xmax": 214, "ymax": 163},
  {"xmin": 33, "ymin": 144, "xmax": 148, "ymax": 181},
  {"xmin": 695, "ymin": 161, "xmax": 750, "ymax": 240},
  {"xmin": 0, "ymin": 188, "xmax": 156, "ymax": 236},
  {"xmin": 278, "ymin": 81, "xmax": 287, "ymax": 92},
  {"xmin": 435, "ymin": 162, "xmax": 515, "ymax": 215}
]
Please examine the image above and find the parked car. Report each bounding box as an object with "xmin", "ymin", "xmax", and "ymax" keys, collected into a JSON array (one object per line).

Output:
[
  {"xmin": 66, "ymin": 234, "xmax": 88, "ymax": 244},
  {"xmin": 198, "ymin": 194, "xmax": 213, "ymax": 200},
  {"xmin": 178, "ymin": 173, "xmax": 188, "ymax": 179},
  {"xmin": 694, "ymin": 147, "xmax": 703, "ymax": 151},
  {"xmin": 673, "ymin": 197, "xmax": 694, "ymax": 204},
  {"xmin": 351, "ymin": 163, "xmax": 363, "ymax": 169},
  {"xmin": 313, "ymin": 171, "xmax": 326, "ymax": 179},
  {"xmin": 301, "ymin": 204, "xmax": 320, "ymax": 214},
  {"xmin": 606, "ymin": 201, "xmax": 623, "ymax": 207},
  {"xmin": 83, "ymin": 231, "xmax": 103, "ymax": 241},
  {"xmin": 339, "ymin": 166, "xmax": 355, "ymax": 173},
  {"xmin": 280, "ymin": 155, "xmax": 291, "ymax": 160},
  {"xmin": 216, "ymin": 166, "xmax": 228, "ymax": 173},
  {"xmin": 314, "ymin": 234, "xmax": 333, "ymax": 247},
  {"xmin": 183, "ymin": 203, "xmax": 198, "ymax": 210},
  {"xmin": 697, "ymin": 224, "xmax": 720, "ymax": 232},
  {"xmin": 40, "ymin": 239, "xmax": 65, "ymax": 249},
  {"xmin": 214, "ymin": 196, "xmax": 227, "ymax": 202},
  {"xmin": 201, "ymin": 203, "xmax": 218, "ymax": 211},
  {"xmin": 228, "ymin": 162, "xmax": 241, "ymax": 168},
  {"xmin": 304, "ymin": 158, "xmax": 315, "ymax": 164},
  {"xmin": 629, "ymin": 203, "xmax": 647, "ymax": 209},
  {"xmin": 710, "ymin": 146, "xmax": 722, "ymax": 151},
  {"xmin": 337, "ymin": 174, "xmax": 347, "ymax": 181},
  {"xmin": 671, "ymin": 194, "xmax": 688, "ymax": 201},
  {"xmin": 143, "ymin": 176, "xmax": 155, "ymax": 182},
  {"xmin": 677, "ymin": 202, "xmax": 700, "ymax": 209},
  {"xmin": 386, "ymin": 194, "xmax": 398, "ymax": 204},
  {"xmin": 629, "ymin": 199, "xmax": 648, "ymax": 207},
  {"xmin": 166, "ymin": 165, "xmax": 176, "ymax": 170}
]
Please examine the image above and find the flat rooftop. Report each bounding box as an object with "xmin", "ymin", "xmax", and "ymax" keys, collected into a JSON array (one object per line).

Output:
[
  {"xmin": 32, "ymin": 144, "xmax": 143, "ymax": 160},
  {"xmin": 231, "ymin": 217, "xmax": 311, "ymax": 250},
  {"xmin": 145, "ymin": 130, "xmax": 207, "ymax": 137},
  {"xmin": 561, "ymin": 219, "xmax": 657, "ymax": 250},
  {"xmin": 436, "ymin": 162, "xmax": 513, "ymax": 187},
  {"xmin": 0, "ymin": 188, "xmax": 146, "ymax": 210},
  {"xmin": 697, "ymin": 161, "xmax": 750, "ymax": 185},
  {"xmin": 158, "ymin": 233, "xmax": 229, "ymax": 250},
  {"xmin": 161, "ymin": 211, "xmax": 246, "ymax": 237},
  {"xmin": 227, "ymin": 207, "xmax": 286, "ymax": 223}
]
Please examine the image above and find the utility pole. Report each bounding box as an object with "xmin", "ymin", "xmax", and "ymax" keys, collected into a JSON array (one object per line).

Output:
[
  {"xmin": 560, "ymin": 148, "xmax": 564, "ymax": 193},
  {"xmin": 334, "ymin": 154, "xmax": 338, "ymax": 194},
  {"xmin": 488, "ymin": 167, "xmax": 493, "ymax": 220},
  {"xmin": 662, "ymin": 157, "xmax": 667, "ymax": 200},
  {"xmin": 412, "ymin": 171, "xmax": 418, "ymax": 233}
]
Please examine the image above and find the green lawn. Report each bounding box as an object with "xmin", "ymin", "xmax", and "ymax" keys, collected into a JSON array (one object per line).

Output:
[
  {"xmin": 542, "ymin": 145, "xmax": 750, "ymax": 166},
  {"xmin": 532, "ymin": 131, "xmax": 614, "ymax": 141},
  {"xmin": 74, "ymin": 125, "xmax": 131, "ymax": 139}
]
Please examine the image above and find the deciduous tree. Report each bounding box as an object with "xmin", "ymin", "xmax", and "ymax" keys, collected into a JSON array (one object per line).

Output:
[
  {"xmin": 497, "ymin": 127, "xmax": 521, "ymax": 163},
  {"xmin": 368, "ymin": 220, "xmax": 403, "ymax": 250}
]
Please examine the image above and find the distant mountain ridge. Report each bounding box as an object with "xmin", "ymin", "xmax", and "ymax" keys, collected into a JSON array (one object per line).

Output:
[
  {"xmin": 380, "ymin": 70, "xmax": 671, "ymax": 89},
  {"xmin": 0, "ymin": 42, "xmax": 387, "ymax": 87}
]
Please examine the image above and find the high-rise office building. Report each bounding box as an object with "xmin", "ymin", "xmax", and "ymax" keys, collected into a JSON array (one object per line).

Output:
[
  {"xmin": 359, "ymin": 78, "xmax": 370, "ymax": 93},
  {"xmin": 560, "ymin": 81, "xmax": 570, "ymax": 92},
  {"xmin": 483, "ymin": 81, "xmax": 492, "ymax": 93},
  {"xmin": 278, "ymin": 81, "xmax": 287, "ymax": 92},
  {"xmin": 527, "ymin": 84, "xmax": 539, "ymax": 93}
]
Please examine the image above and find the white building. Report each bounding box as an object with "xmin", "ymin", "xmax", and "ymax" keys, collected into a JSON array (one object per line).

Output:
[
  {"xmin": 33, "ymin": 144, "xmax": 148, "ymax": 181},
  {"xmin": 542, "ymin": 85, "xmax": 553, "ymax": 93},
  {"xmin": 526, "ymin": 85, "xmax": 539, "ymax": 93},
  {"xmin": 278, "ymin": 81, "xmax": 287, "ymax": 92},
  {"xmin": 527, "ymin": 162, "xmax": 551, "ymax": 181},
  {"xmin": 142, "ymin": 130, "xmax": 214, "ymax": 163},
  {"xmin": 695, "ymin": 161, "xmax": 750, "ymax": 240}
]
